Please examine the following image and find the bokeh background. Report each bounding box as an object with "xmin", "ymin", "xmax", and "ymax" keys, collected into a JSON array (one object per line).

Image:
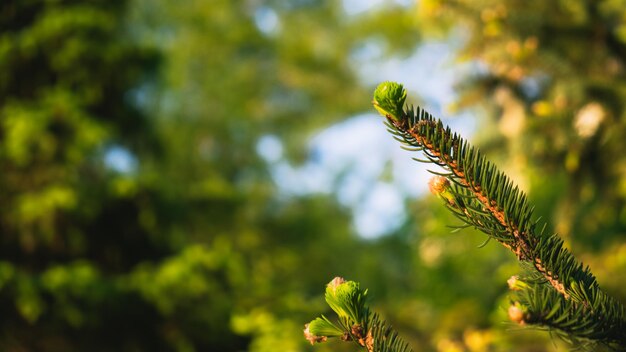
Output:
[{"xmin": 2, "ymin": 0, "xmax": 626, "ymax": 351}]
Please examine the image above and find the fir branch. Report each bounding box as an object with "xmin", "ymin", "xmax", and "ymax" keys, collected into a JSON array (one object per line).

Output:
[
  {"xmin": 304, "ymin": 277, "xmax": 412, "ymax": 352},
  {"xmin": 508, "ymin": 275, "xmax": 626, "ymax": 349},
  {"xmin": 372, "ymin": 82, "xmax": 626, "ymax": 347}
]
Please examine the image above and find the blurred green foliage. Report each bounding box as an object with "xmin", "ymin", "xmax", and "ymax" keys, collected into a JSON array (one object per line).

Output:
[{"xmin": 1, "ymin": 0, "xmax": 625, "ymax": 351}]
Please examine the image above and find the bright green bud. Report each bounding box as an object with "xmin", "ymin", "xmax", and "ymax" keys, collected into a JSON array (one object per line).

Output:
[
  {"xmin": 304, "ymin": 323, "xmax": 327, "ymax": 345},
  {"xmin": 307, "ymin": 317, "xmax": 343, "ymax": 338},
  {"xmin": 372, "ymin": 81, "xmax": 407, "ymax": 122},
  {"xmin": 325, "ymin": 277, "xmax": 367, "ymax": 322}
]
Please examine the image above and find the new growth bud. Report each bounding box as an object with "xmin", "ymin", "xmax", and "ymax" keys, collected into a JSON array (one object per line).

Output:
[
  {"xmin": 428, "ymin": 176, "xmax": 450, "ymax": 194},
  {"xmin": 508, "ymin": 303, "xmax": 526, "ymax": 325},
  {"xmin": 304, "ymin": 323, "xmax": 328, "ymax": 345},
  {"xmin": 327, "ymin": 277, "xmax": 347, "ymax": 293},
  {"xmin": 304, "ymin": 317, "xmax": 344, "ymax": 345},
  {"xmin": 324, "ymin": 277, "xmax": 366, "ymax": 322},
  {"xmin": 428, "ymin": 176, "xmax": 459, "ymax": 207},
  {"xmin": 373, "ymin": 81, "xmax": 407, "ymax": 123},
  {"xmin": 507, "ymin": 276, "xmax": 528, "ymax": 291}
]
